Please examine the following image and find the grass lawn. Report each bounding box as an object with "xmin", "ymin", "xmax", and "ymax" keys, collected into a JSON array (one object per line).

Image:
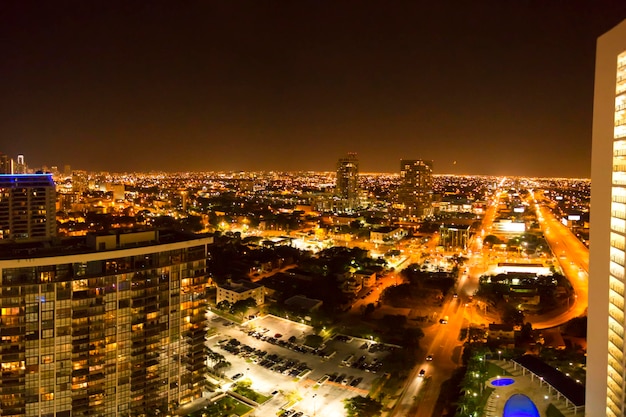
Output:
[
  {"xmin": 190, "ymin": 395, "xmax": 253, "ymax": 417},
  {"xmin": 477, "ymin": 386, "xmax": 495, "ymax": 411},
  {"xmin": 304, "ymin": 334, "xmax": 324, "ymax": 348},
  {"xmin": 486, "ymin": 362, "xmax": 511, "ymax": 378},
  {"xmin": 546, "ymin": 403, "xmax": 566, "ymax": 417},
  {"xmin": 232, "ymin": 382, "xmax": 271, "ymax": 404}
]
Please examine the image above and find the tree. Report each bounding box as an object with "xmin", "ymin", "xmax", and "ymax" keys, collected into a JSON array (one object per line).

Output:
[
  {"xmin": 216, "ymin": 300, "xmax": 231, "ymax": 311},
  {"xmin": 501, "ymin": 304, "xmax": 525, "ymax": 326},
  {"xmin": 304, "ymin": 334, "xmax": 324, "ymax": 348},
  {"xmin": 350, "ymin": 220, "xmax": 363, "ymax": 230},
  {"xmin": 180, "ymin": 215, "xmax": 203, "ymax": 232},
  {"xmin": 519, "ymin": 322, "xmax": 534, "ymax": 342},
  {"xmin": 230, "ymin": 298, "xmax": 257, "ymax": 316},
  {"xmin": 344, "ymin": 396, "xmax": 383, "ymax": 417},
  {"xmin": 402, "ymin": 327, "xmax": 425, "ymax": 348},
  {"xmin": 214, "ymin": 360, "xmax": 231, "ymax": 376},
  {"xmin": 564, "ymin": 317, "xmax": 587, "ymax": 338},
  {"xmin": 363, "ymin": 303, "xmax": 376, "ymax": 318},
  {"xmin": 285, "ymin": 389, "xmax": 302, "ymax": 404},
  {"xmin": 381, "ymin": 314, "xmax": 406, "ymax": 329},
  {"xmin": 206, "ymin": 349, "xmax": 225, "ymax": 368},
  {"xmin": 482, "ymin": 235, "xmax": 502, "ymax": 247}
]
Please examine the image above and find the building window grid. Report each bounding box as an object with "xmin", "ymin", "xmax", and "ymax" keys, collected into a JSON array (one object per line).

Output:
[
  {"xmin": 610, "ymin": 302, "xmax": 625, "ymax": 325},
  {"xmin": 610, "ymin": 315, "xmax": 626, "ymax": 339},
  {"xmin": 0, "ymin": 243, "xmax": 209, "ymax": 416},
  {"xmin": 609, "ymin": 55, "xmax": 626, "ymax": 417},
  {"xmin": 611, "ymin": 251, "xmax": 626, "ymax": 266},
  {"xmin": 610, "ymin": 275, "xmax": 626, "ymax": 294}
]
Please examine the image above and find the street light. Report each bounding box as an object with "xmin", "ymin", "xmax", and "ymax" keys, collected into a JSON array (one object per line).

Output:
[
  {"xmin": 498, "ymin": 350, "xmax": 502, "ymax": 361},
  {"xmin": 312, "ymin": 393, "xmax": 317, "ymax": 416}
]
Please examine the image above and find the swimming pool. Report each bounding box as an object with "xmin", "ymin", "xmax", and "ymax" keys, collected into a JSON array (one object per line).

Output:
[
  {"xmin": 503, "ymin": 393, "xmax": 540, "ymax": 417},
  {"xmin": 490, "ymin": 377, "xmax": 515, "ymax": 387}
]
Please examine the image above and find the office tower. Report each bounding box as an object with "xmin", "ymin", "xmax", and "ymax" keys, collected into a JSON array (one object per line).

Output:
[
  {"xmin": 72, "ymin": 170, "xmax": 89, "ymax": 193},
  {"xmin": 111, "ymin": 183, "xmax": 125, "ymax": 201},
  {"xmin": 0, "ymin": 152, "xmax": 11, "ymax": 174},
  {"xmin": 0, "ymin": 230, "xmax": 213, "ymax": 416},
  {"xmin": 397, "ymin": 159, "xmax": 433, "ymax": 219},
  {"xmin": 15, "ymin": 154, "xmax": 25, "ymax": 174},
  {"xmin": 64, "ymin": 164, "xmax": 72, "ymax": 177},
  {"xmin": 589, "ymin": 18, "xmax": 626, "ymax": 417},
  {"xmin": 0, "ymin": 174, "xmax": 57, "ymax": 242},
  {"xmin": 335, "ymin": 152, "xmax": 359, "ymax": 212},
  {"xmin": 181, "ymin": 189, "xmax": 188, "ymax": 211}
]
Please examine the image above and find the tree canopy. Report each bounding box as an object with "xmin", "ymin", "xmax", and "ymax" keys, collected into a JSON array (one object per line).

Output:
[
  {"xmin": 230, "ymin": 298, "xmax": 257, "ymax": 316},
  {"xmin": 344, "ymin": 396, "xmax": 383, "ymax": 417}
]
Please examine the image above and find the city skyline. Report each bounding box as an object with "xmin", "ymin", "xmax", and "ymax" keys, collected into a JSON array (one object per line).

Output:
[{"xmin": 3, "ymin": 2, "xmax": 626, "ymax": 177}]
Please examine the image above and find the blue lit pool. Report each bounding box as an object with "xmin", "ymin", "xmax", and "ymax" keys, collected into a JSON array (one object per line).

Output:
[
  {"xmin": 490, "ymin": 377, "xmax": 515, "ymax": 387},
  {"xmin": 503, "ymin": 394, "xmax": 540, "ymax": 417}
]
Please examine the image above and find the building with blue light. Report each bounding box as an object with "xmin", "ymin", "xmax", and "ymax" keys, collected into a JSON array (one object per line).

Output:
[{"xmin": 0, "ymin": 174, "xmax": 57, "ymax": 242}]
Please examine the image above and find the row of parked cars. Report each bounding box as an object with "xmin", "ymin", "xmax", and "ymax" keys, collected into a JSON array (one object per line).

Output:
[
  {"xmin": 259, "ymin": 354, "xmax": 311, "ymax": 378},
  {"xmin": 281, "ymin": 410, "xmax": 306, "ymax": 417},
  {"xmin": 326, "ymin": 372, "xmax": 363, "ymax": 387},
  {"xmin": 218, "ymin": 338, "xmax": 312, "ymax": 379},
  {"xmin": 246, "ymin": 329, "xmax": 314, "ymax": 354},
  {"xmin": 342, "ymin": 354, "xmax": 384, "ymax": 373},
  {"xmin": 359, "ymin": 288, "xmax": 375, "ymax": 299}
]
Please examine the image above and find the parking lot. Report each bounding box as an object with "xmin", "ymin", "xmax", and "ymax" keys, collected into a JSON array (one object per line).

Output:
[{"xmin": 207, "ymin": 313, "xmax": 395, "ymax": 416}]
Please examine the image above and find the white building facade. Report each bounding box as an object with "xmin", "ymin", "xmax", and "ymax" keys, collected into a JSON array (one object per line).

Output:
[
  {"xmin": 589, "ymin": 18, "xmax": 626, "ymax": 417},
  {"xmin": 216, "ymin": 280, "xmax": 264, "ymax": 306}
]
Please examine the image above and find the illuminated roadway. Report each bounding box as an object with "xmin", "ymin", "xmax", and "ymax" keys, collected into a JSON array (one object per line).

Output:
[
  {"xmin": 529, "ymin": 191, "xmax": 589, "ymax": 329},
  {"xmin": 390, "ymin": 197, "xmax": 499, "ymax": 417},
  {"xmin": 392, "ymin": 185, "xmax": 589, "ymax": 416}
]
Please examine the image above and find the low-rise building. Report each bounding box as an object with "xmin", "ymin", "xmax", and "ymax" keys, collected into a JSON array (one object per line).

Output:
[
  {"xmin": 342, "ymin": 277, "xmax": 362, "ymax": 295},
  {"xmin": 439, "ymin": 223, "xmax": 471, "ymax": 249},
  {"xmin": 216, "ymin": 280, "xmax": 265, "ymax": 305},
  {"xmin": 284, "ymin": 295, "xmax": 323, "ymax": 312},
  {"xmin": 488, "ymin": 323, "xmax": 516, "ymax": 346},
  {"xmin": 355, "ymin": 270, "xmax": 377, "ymax": 287},
  {"xmin": 370, "ymin": 226, "xmax": 406, "ymax": 244}
]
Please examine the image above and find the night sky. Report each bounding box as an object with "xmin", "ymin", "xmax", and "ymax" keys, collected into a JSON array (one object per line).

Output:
[{"xmin": 3, "ymin": 1, "xmax": 626, "ymax": 177}]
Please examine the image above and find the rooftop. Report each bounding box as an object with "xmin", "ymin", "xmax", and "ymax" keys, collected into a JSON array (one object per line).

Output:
[
  {"xmin": 0, "ymin": 229, "xmax": 212, "ymax": 260},
  {"xmin": 513, "ymin": 354, "xmax": 585, "ymax": 407},
  {"xmin": 0, "ymin": 173, "xmax": 55, "ymax": 188}
]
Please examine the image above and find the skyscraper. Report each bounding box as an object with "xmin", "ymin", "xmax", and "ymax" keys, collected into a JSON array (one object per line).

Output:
[
  {"xmin": 0, "ymin": 174, "xmax": 57, "ymax": 242},
  {"xmin": 0, "ymin": 231, "xmax": 213, "ymax": 416},
  {"xmin": 396, "ymin": 159, "xmax": 433, "ymax": 219},
  {"xmin": 589, "ymin": 18, "xmax": 626, "ymax": 417},
  {"xmin": 0, "ymin": 152, "xmax": 11, "ymax": 174},
  {"xmin": 15, "ymin": 154, "xmax": 25, "ymax": 174},
  {"xmin": 335, "ymin": 152, "xmax": 359, "ymax": 212}
]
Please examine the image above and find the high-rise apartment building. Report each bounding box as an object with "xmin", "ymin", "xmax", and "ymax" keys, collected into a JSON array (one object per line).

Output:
[
  {"xmin": 72, "ymin": 171, "xmax": 89, "ymax": 193},
  {"xmin": 15, "ymin": 154, "xmax": 25, "ymax": 174},
  {"xmin": 589, "ymin": 18, "xmax": 626, "ymax": 417},
  {"xmin": 335, "ymin": 153, "xmax": 359, "ymax": 212},
  {"xmin": 0, "ymin": 153, "xmax": 11, "ymax": 174},
  {"xmin": 0, "ymin": 230, "xmax": 213, "ymax": 417},
  {"xmin": 0, "ymin": 174, "xmax": 57, "ymax": 242},
  {"xmin": 396, "ymin": 159, "xmax": 433, "ymax": 219}
]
